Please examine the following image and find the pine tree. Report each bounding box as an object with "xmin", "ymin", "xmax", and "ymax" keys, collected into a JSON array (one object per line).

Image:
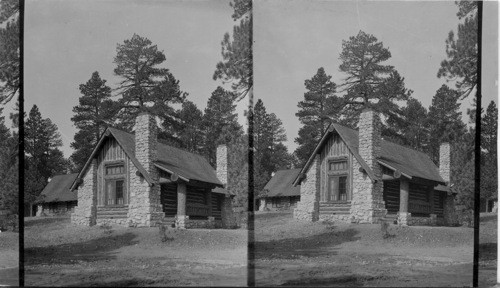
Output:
[
  {"xmin": 480, "ymin": 101, "xmax": 497, "ymax": 201},
  {"xmin": 113, "ymin": 34, "xmax": 186, "ymax": 130},
  {"xmin": 427, "ymin": 85, "xmax": 467, "ymax": 163},
  {"xmin": 385, "ymin": 97, "xmax": 430, "ymax": 152},
  {"xmin": 294, "ymin": 67, "xmax": 341, "ymax": 167},
  {"xmin": 253, "ymin": 99, "xmax": 292, "ymax": 194},
  {"xmin": 177, "ymin": 100, "xmax": 205, "ymax": 155},
  {"xmin": 25, "ymin": 105, "xmax": 67, "ymax": 206},
  {"xmin": 70, "ymin": 71, "xmax": 115, "ymax": 171},
  {"xmin": 438, "ymin": 1, "xmax": 478, "ymax": 99},
  {"xmin": 338, "ymin": 31, "xmax": 411, "ymax": 127},
  {"xmin": 203, "ymin": 86, "xmax": 243, "ymax": 166},
  {"xmin": 0, "ymin": 108, "xmax": 17, "ymax": 213},
  {"xmin": 213, "ymin": 0, "xmax": 252, "ymax": 99},
  {"xmin": 0, "ymin": 0, "xmax": 19, "ymax": 104}
]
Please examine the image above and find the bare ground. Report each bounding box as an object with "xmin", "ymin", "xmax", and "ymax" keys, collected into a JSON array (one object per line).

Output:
[
  {"xmin": 25, "ymin": 216, "xmax": 247, "ymax": 286},
  {"xmin": 0, "ymin": 231, "xmax": 19, "ymax": 286},
  {"xmin": 254, "ymin": 211, "xmax": 473, "ymax": 287},
  {"xmin": 479, "ymin": 212, "xmax": 497, "ymax": 288}
]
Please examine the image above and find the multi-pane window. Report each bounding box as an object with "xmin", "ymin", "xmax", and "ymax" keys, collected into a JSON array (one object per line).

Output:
[
  {"xmin": 325, "ymin": 159, "xmax": 349, "ymax": 202},
  {"xmin": 106, "ymin": 164, "xmax": 124, "ymax": 175},
  {"xmin": 104, "ymin": 163, "xmax": 126, "ymax": 206},
  {"xmin": 329, "ymin": 160, "xmax": 347, "ymax": 171}
]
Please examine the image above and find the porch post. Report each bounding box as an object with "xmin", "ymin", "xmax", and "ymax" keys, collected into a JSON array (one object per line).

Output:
[
  {"xmin": 176, "ymin": 182, "xmax": 188, "ymax": 228},
  {"xmin": 207, "ymin": 188, "xmax": 212, "ymax": 216},
  {"xmin": 429, "ymin": 186, "xmax": 437, "ymax": 225},
  {"xmin": 398, "ymin": 179, "xmax": 410, "ymax": 225}
]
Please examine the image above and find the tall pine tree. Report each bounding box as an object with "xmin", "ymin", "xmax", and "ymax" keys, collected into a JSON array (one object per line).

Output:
[
  {"xmin": 438, "ymin": 1, "xmax": 478, "ymax": 99},
  {"xmin": 427, "ymin": 85, "xmax": 467, "ymax": 163},
  {"xmin": 294, "ymin": 67, "xmax": 341, "ymax": 167},
  {"xmin": 254, "ymin": 99, "xmax": 292, "ymax": 194},
  {"xmin": 25, "ymin": 105, "xmax": 67, "ymax": 207},
  {"xmin": 480, "ymin": 101, "xmax": 497, "ymax": 201},
  {"xmin": 70, "ymin": 71, "xmax": 115, "ymax": 171},
  {"xmin": 385, "ymin": 97, "xmax": 430, "ymax": 152},
  {"xmin": 0, "ymin": 0, "xmax": 19, "ymax": 104},
  {"xmin": 113, "ymin": 34, "xmax": 186, "ymax": 130},
  {"xmin": 0, "ymin": 108, "xmax": 17, "ymax": 214},
  {"xmin": 203, "ymin": 86, "xmax": 243, "ymax": 166},
  {"xmin": 338, "ymin": 31, "xmax": 411, "ymax": 127}
]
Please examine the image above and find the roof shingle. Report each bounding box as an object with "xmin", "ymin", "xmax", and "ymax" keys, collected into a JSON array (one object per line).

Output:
[
  {"xmin": 261, "ymin": 169, "xmax": 301, "ymax": 198},
  {"xmin": 37, "ymin": 173, "xmax": 78, "ymax": 203}
]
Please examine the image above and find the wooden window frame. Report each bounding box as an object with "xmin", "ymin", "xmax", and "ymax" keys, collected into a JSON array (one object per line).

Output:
[
  {"xmin": 325, "ymin": 157, "xmax": 350, "ymax": 202},
  {"xmin": 103, "ymin": 160, "xmax": 127, "ymax": 206}
]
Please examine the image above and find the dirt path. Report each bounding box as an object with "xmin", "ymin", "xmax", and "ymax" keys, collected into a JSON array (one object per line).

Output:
[
  {"xmin": 25, "ymin": 217, "xmax": 247, "ymax": 286},
  {"xmin": 255, "ymin": 211, "xmax": 473, "ymax": 287}
]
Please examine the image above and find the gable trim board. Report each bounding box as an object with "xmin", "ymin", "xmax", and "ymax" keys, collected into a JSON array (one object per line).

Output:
[{"xmin": 292, "ymin": 109, "xmax": 455, "ymax": 226}]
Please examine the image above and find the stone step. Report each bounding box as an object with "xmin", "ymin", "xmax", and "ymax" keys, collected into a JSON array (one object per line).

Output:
[
  {"xmin": 97, "ymin": 205, "xmax": 128, "ymax": 211},
  {"xmin": 97, "ymin": 207, "xmax": 128, "ymax": 219},
  {"xmin": 320, "ymin": 202, "xmax": 351, "ymax": 207},
  {"xmin": 160, "ymin": 217, "xmax": 176, "ymax": 228},
  {"xmin": 320, "ymin": 205, "xmax": 350, "ymax": 211}
]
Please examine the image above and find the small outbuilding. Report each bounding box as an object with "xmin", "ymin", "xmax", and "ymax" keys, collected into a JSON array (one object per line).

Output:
[
  {"xmin": 258, "ymin": 169, "xmax": 301, "ymax": 211},
  {"xmin": 35, "ymin": 173, "xmax": 78, "ymax": 216}
]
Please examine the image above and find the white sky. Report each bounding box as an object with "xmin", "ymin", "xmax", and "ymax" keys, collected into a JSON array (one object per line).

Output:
[{"xmin": 22, "ymin": 0, "xmax": 499, "ymax": 158}]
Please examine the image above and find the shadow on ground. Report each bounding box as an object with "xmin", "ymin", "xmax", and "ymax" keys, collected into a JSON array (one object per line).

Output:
[
  {"xmin": 480, "ymin": 214, "xmax": 497, "ymax": 223},
  {"xmin": 479, "ymin": 242, "xmax": 497, "ymax": 261},
  {"xmin": 67, "ymin": 278, "xmax": 158, "ymax": 287},
  {"xmin": 254, "ymin": 228, "xmax": 360, "ymax": 259},
  {"xmin": 24, "ymin": 217, "xmax": 70, "ymax": 227},
  {"xmin": 25, "ymin": 232, "xmax": 138, "ymax": 265},
  {"xmin": 0, "ymin": 267, "xmax": 19, "ymax": 286},
  {"xmin": 280, "ymin": 274, "xmax": 389, "ymax": 287}
]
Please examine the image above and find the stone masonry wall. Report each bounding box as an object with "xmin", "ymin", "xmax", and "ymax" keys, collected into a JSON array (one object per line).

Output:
[
  {"xmin": 294, "ymin": 154, "xmax": 320, "ymax": 221},
  {"xmin": 439, "ymin": 143, "xmax": 451, "ymax": 183},
  {"xmin": 443, "ymin": 193, "xmax": 458, "ymax": 226},
  {"xmin": 216, "ymin": 145, "xmax": 228, "ymax": 186},
  {"xmin": 128, "ymin": 113, "xmax": 164, "ymax": 227},
  {"xmin": 221, "ymin": 196, "xmax": 236, "ymax": 228},
  {"xmin": 71, "ymin": 160, "xmax": 98, "ymax": 226},
  {"xmin": 96, "ymin": 217, "xmax": 128, "ymax": 226},
  {"xmin": 319, "ymin": 213, "xmax": 351, "ymax": 222},
  {"xmin": 350, "ymin": 109, "xmax": 386, "ymax": 223}
]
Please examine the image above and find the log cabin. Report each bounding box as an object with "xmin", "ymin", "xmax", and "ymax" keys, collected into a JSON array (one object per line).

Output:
[
  {"xmin": 293, "ymin": 108, "xmax": 457, "ymax": 226},
  {"xmin": 34, "ymin": 173, "xmax": 78, "ymax": 217},
  {"xmin": 70, "ymin": 112, "xmax": 235, "ymax": 229},
  {"xmin": 258, "ymin": 169, "xmax": 301, "ymax": 211}
]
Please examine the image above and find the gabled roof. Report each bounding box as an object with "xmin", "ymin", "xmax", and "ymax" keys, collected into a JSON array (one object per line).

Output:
[
  {"xmin": 294, "ymin": 123, "xmax": 445, "ymax": 186},
  {"xmin": 36, "ymin": 173, "xmax": 78, "ymax": 203},
  {"xmin": 260, "ymin": 169, "xmax": 301, "ymax": 198},
  {"xmin": 71, "ymin": 127, "xmax": 222, "ymax": 190}
]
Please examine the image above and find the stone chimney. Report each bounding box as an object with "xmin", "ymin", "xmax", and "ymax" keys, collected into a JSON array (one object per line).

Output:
[
  {"xmin": 135, "ymin": 112, "xmax": 158, "ymax": 173},
  {"xmin": 350, "ymin": 108, "xmax": 386, "ymax": 224},
  {"xmin": 216, "ymin": 144, "xmax": 228, "ymax": 187},
  {"xmin": 358, "ymin": 108, "xmax": 381, "ymax": 171},
  {"xmin": 130, "ymin": 112, "xmax": 164, "ymax": 227},
  {"xmin": 439, "ymin": 143, "xmax": 451, "ymax": 184}
]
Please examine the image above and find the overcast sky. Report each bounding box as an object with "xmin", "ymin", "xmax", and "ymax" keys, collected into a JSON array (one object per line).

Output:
[
  {"xmin": 23, "ymin": 0, "xmax": 498, "ymax": 159},
  {"xmin": 254, "ymin": 0, "xmax": 498, "ymax": 153}
]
